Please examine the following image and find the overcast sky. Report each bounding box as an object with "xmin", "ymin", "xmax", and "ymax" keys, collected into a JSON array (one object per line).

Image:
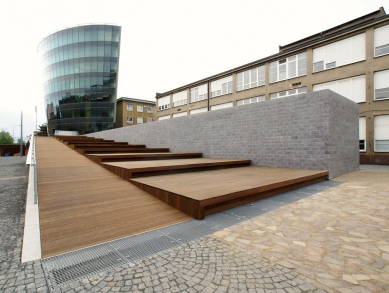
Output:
[{"xmin": 0, "ymin": 0, "xmax": 387, "ymax": 142}]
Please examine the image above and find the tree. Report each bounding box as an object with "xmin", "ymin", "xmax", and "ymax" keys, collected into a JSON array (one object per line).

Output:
[
  {"xmin": 37, "ymin": 123, "xmax": 48, "ymax": 137},
  {"xmin": 0, "ymin": 130, "xmax": 13, "ymax": 144},
  {"xmin": 17, "ymin": 138, "xmax": 26, "ymax": 146}
]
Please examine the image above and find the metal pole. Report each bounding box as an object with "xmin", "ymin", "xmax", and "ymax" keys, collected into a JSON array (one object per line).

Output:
[{"xmin": 20, "ymin": 111, "xmax": 23, "ymax": 157}]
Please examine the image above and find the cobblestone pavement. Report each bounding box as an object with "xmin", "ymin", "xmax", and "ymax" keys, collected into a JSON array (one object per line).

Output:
[
  {"xmin": 51, "ymin": 236, "xmax": 327, "ymax": 293},
  {"xmin": 0, "ymin": 157, "xmax": 48, "ymax": 293},
  {"xmin": 214, "ymin": 168, "xmax": 389, "ymax": 293}
]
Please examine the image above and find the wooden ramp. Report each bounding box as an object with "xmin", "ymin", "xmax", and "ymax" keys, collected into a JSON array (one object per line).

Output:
[
  {"xmin": 131, "ymin": 167, "xmax": 328, "ymax": 220},
  {"xmin": 36, "ymin": 137, "xmax": 190, "ymax": 258},
  {"xmin": 102, "ymin": 158, "xmax": 251, "ymax": 179}
]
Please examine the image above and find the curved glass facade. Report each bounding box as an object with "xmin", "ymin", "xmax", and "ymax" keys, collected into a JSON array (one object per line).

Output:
[{"xmin": 38, "ymin": 25, "xmax": 121, "ymax": 135}]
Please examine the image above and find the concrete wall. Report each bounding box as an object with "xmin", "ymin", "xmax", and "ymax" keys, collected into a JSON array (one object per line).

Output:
[{"xmin": 87, "ymin": 90, "xmax": 359, "ymax": 178}]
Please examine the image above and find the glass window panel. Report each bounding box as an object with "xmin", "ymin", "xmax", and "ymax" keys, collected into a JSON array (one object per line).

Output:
[
  {"xmin": 85, "ymin": 43, "xmax": 91, "ymax": 57},
  {"xmin": 104, "ymin": 61, "xmax": 110, "ymax": 72},
  {"xmin": 91, "ymin": 59, "xmax": 98, "ymax": 72},
  {"xmin": 91, "ymin": 28, "xmax": 98, "ymax": 41},
  {"xmin": 79, "ymin": 30, "xmax": 85, "ymax": 42},
  {"xmin": 110, "ymin": 77, "xmax": 116, "ymax": 88},
  {"xmin": 112, "ymin": 27, "xmax": 120, "ymax": 42},
  {"xmin": 104, "ymin": 44, "xmax": 111, "ymax": 57},
  {"xmin": 98, "ymin": 27, "xmax": 105, "ymax": 41},
  {"xmin": 85, "ymin": 28, "xmax": 91, "ymax": 41},
  {"xmin": 80, "ymin": 61, "xmax": 85, "ymax": 73},
  {"xmin": 73, "ymin": 44, "xmax": 79, "ymax": 58},
  {"xmin": 85, "ymin": 60, "xmax": 91, "ymax": 72},
  {"xmin": 72, "ymin": 32, "xmax": 78, "ymax": 44},
  {"xmin": 78, "ymin": 43, "xmax": 84, "ymax": 58},
  {"xmin": 68, "ymin": 48, "xmax": 74, "ymax": 59},
  {"xmin": 91, "ymin": 42, "xmax": 98, "ymax": 56},
  {"xmin": 105, "ymin": 27, "xmax": 112, "ymax": 42},
  {"xmin": 80, "ymin": 76, "xmax": 85, "ymax": 88},
  {"xmin": 110, "ymin": 62, "xmax": 117, "ymax": 73},
  {"xmin": 98, "ymin": 42, "xmax": 104, "ymax": 57},
  {"xmin": 111, "ymin": 44, "xmax": 118, "ymax": 57},
  {"xmin": 97, "ymin": 60, "xmax": 104, "ymax": 72}
]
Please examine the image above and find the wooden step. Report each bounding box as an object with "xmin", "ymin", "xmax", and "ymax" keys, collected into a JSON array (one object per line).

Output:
[
  {"xmin": 130, "ymin": 166, "xmax": 329, "ymax": 220},
  {"xmin": 102, "ymin": 158, "xmax": 251, "ymax": 179},
  {"xmin": 77, "ymin": 147, "xmax": 170, "ymax": 155},
  {"xmin": 85, "ymin": 152, "xmax": 203, "ymax": 163},
  {"xmin": 69, "ymin": 143, "xmax": 143, "ymax": 149},
  {"xmin": 63, "ymin": 140, "xmax": 119, "ymax": 145}
]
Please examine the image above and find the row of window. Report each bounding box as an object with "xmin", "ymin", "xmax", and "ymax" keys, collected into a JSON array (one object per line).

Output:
[
  {"xmin": 158, "ymin": 68, "xmax": 389, "ymax": 110},
  {"xmin": 158, "ymin": 24, "xmax": 389, "ymax": 111},
  {"xmin": 42, "ymin": 57, "xmax": 118, "ymax": 82},
  {"xmin": 40, "ymin": 42, "xmax": 120, "ymax": 70},
  {"xmin": 126, "ymin": 117, "xmax": 153, "ymax": 124},
  {"xmin": 39, "ymin": 25, "xmax": 120, "ymax": 55},
  {"xmin": 126, "ymin": 104, "xmax": 153, "ymax": 113},
  {"xmin": 44, "ymin": 75, "xmax": 117, "ymax": 96},
  {"xmin": 360, "ymin": 115, "xmax": 389, "ymax": 152}
]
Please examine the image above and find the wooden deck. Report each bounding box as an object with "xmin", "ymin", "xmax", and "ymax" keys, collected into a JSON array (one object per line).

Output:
[
  {"xmin": 36, "ymin": 137, "xmax": 190, "ymax": 258},
  {"xmin": 131, "ymin": 167, "xmax": 328, "ymax": 220},
  {"xmin": 102, "ymin": 158, "xmax": 251, "ymax": 179},
  {"xmin": 86, "ymin": 152, "xmax": 203, "ymax": 163}
]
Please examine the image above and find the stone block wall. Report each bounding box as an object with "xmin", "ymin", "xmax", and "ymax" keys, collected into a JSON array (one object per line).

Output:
[{"xmin": 87, "ymin": 90, "xmax": 359, "ymax": 178}]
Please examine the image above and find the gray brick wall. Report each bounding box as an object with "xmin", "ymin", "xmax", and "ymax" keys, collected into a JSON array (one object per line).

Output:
[{"xmin": 87, "ymin": 90, "xmax": 359, "ymax": 178}]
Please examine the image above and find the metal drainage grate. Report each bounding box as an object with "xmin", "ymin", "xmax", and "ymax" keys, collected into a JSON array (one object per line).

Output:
[{"xmin": 42, "ymin": 180, "xmax": 342, "ymax": 290}]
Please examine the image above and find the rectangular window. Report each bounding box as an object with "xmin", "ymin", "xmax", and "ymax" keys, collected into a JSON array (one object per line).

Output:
[
  {"xmin": 158, "ymin": 96, "xmax": 170, "ymax": 111},
  {"xmin": 210, "ymin": 76, "xmax": 233, "ymax": 98},
  {"xmin": 374, "ymin": 115, "xmax": 389, "ymax": 152},
  {"xmin": 137, "ymin": 105, "xmax": 143, "ymax": 112},
  {"xmin": 374, "ymin": 24, "xmax": 389, "ymax": 57},
  {"xmin": 210, "ymin": 102, "xmax": 233, "ymax": 111},
  {"xmin": 374, "ymin": 69, "xmax": 389, "ymax": 101},
  {"xmin": 270, "ymin": 87, "xmax": 307, "ymax": 99},
  {"xmin": 126, "ymin": 116, "xmax": 133, "ymax": 124},
  {"xmin": 147, "ymin": 117, "xmax": 153, "ymax": 122},
  {"xmin": 313, "ymin": 33, "xmax": 365, "ymax": 72},
  {"xmin": 137, "ymin": 117, "xmax": 143, "ymax": 124},
  {"xmin": 269, "ymin": 52, "xmax": 306, "ymax": 83},
  {"xmin": 146, "ymin": 106, "xmax": 153, "ymax": 113},
  {"xmin": 126, "ymin": 104, "xmax": 133, "ymax": 111},
  {"xmin": 236, "ymin": 65, "xmax": 265, "ymax": 92},
  {"xmin": 172, "ymin": 112, "xmax": 187, "ymax": 118},
  {"xmin": 313, "ymin": 75, "xmax": 366, "ymax": 103},
  {"xmin": 237, "ymin": 95, "xmax": 265, "ymax": 106},
  {"xmin": 359, "ymin": 117, "xmax": 366, "ymax": 152},
  {"xmin": 190, "ymin": 85, "xmax": 208, "ymax": 103},
  {"xmin": 190, "ymin": 107, "xmax": 208, "ymax": 115},
  {"xmin": 172, "ymin": 90, "xmax": 187, "ymax": 107},
  {"xmin": 158, "ymin": 115, "xmax": 170, "ymax": 121}
]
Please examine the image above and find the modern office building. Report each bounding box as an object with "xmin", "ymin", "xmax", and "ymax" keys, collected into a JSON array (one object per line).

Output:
[
  {"xmin": 115, "ymin": 97, "xmax": 156, "ymax": 128},
  {"xmin": 155, "ymin": 7, "xmax": 389, "ymax": 164},
  {"xmin": 38, "ymin": 24, "xmax": 121, "ymax": 135}
]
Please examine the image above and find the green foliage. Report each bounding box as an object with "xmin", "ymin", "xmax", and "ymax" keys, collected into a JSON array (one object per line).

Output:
[
  {"xmin": 38, "ymin": 123, "xmax": 47, "ymax": 132},
  {"xmin": 0, "ymin": 130, "xmax": 14, "ymax": 144},
  {"xmin": 17, "ymin": 138, "xmax": 26, "ymax": 146}
]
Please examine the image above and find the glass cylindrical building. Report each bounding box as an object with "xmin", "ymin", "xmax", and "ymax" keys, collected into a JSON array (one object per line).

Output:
[{"xmin": 38, "ymin": 24, "xmax": 121, "ymax": 135}]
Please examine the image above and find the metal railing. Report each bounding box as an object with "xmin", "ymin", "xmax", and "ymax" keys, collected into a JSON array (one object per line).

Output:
[{"xmin": 30, "ymin": 135, "xmax": 38, "ymax": 204}]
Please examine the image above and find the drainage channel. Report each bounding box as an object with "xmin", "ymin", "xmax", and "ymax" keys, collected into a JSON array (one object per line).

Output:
[{"xmin": 42, "ymin": 180, "xmax": 342, "ymax": 290}]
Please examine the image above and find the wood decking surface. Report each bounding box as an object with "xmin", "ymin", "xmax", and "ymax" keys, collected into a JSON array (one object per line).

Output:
[
  {"xmin": 36, "ymin": 137, "xmax": 190, "ymax": 258},
  {"xmin": 131, "ymin": 167, "xmax": 328, "ymax": 219},
  {"xmin": 102, "ymin": 158, "xmax": 251, "ymax": 179}
]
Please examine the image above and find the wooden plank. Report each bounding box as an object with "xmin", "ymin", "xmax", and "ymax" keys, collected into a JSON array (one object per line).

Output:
[
  {"xmin": 102, "ymin": 158, "xmax": 252, "ymax": 179},
  {"xmin": 78, "ymin": 147, "xmax": 170, "ymax": 155},
  {"xmin": 130, "ymin": 167, "xmax": 328, "ymax": 220},
  {"xmin": 36, "ymin": 137, "xmax": 190, "ymax": 258},
  {"xmin": 85, "ymin": 152, "xmax": 203, "ymax": 163}
]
